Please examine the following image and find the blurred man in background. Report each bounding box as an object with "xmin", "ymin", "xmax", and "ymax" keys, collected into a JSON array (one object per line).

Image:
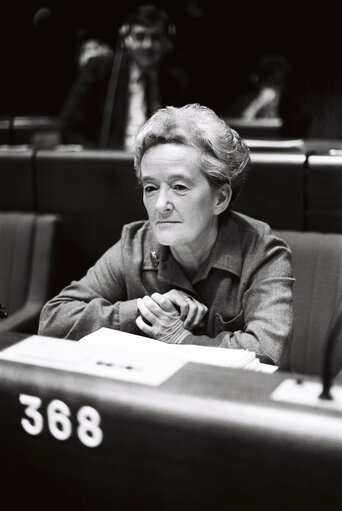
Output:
[{"xmin": 60, "ymin": 4, "xmax": 189, "ymax": 150}]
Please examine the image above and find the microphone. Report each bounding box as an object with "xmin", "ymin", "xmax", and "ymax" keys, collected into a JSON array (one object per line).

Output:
[
  {"xmin": 319, "ymin": 301, "xmax": 342, "ymax": 400},
  {"xmin": 0, "ymin": 303, "xmax": 7, "ymax": 319},
  {"xmin": 33, "ymin": 7, "xmax": 53, "ymax": 31},
  {"xmin": 99, "ymin": 25, "xmax": 127, "ymax": 148}
]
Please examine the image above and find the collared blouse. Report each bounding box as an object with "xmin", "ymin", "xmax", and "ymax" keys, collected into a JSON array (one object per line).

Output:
[{"xmin": 39, "ymin": 211, "xmax": 294, "ymax": 366}]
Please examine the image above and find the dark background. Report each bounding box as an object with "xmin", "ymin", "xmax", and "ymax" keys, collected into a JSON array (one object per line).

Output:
[{"xmin": 2, "ymin": 0, "xmax": 342, "ymax": 120}]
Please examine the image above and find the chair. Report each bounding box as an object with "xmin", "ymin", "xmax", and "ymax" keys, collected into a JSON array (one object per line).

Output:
[
  {"xmin": 0, "ymin": 148, "xmax": 35, "ymax": 211},
  {"xmin": 234, "ymin": 152, "xmax": 306, "ymax": 230},
  {"xmin": 306, "ymin": 154, "xmax": 342, "ymax": 234},
  {"xmin": 0, "ymin": 212, "xmax": 59, "ymax": 334},
  {"xmin": 274, "ymin": 229, "xmax": 342, "ymax": 376},
  {"xmin": 35, "ymin": 149, "xmax": 146, "ymax": 288},
  {"xmin": 245, "ymin": 138, "xmax": 304, "ymax": 153},
  {"xmin": 224, "ymin": 117, "xmax": 282, "ymax": 138}
]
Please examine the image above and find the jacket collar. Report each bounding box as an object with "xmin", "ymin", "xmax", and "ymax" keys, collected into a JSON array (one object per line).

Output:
[{"xmin": 142, "ymin": 214, "xmax": 242, "ymax": 288}]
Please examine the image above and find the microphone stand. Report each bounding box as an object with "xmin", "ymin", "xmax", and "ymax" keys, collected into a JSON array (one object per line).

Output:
[
  {"xmin": 7, "ymin": 116, "xmax": 15, "ymax": 145},
  {"xmin": 99, "ymin": 31, "xmax": 126, "ymax": 149},
  {"xmin": 319, "ymin": 300, "xmax": 342, "ymax": 400},
  {"xmin": 0, "ymin": 303, "xmax": 8, "ymax": 319}
]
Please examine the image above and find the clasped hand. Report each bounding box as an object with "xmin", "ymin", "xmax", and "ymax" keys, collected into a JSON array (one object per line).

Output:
[{"xmin": 135, "ymin": 289, "xmax": 208, "ymax": 344}]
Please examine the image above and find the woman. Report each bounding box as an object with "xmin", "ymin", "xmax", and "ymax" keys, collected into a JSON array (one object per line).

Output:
[{"xmin": 39, "ymin": 104, "xmax": 294, "ymax": 366}]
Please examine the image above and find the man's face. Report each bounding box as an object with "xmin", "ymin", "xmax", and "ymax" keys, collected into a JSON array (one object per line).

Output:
[
  {"xmin": 141, "ymin": 143, "xmax": 221, "ymax": 249},
  {"xmin": 125, "ymin": 22, "xmax": 169, "ymax": 70}
]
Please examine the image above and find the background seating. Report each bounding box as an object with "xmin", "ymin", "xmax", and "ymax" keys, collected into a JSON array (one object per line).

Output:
[
  {"xmin": 274, "ymin": 229, "xmax": 342, "ymax": 376},
  {"xmin": 0, "ymin": 149, "xmax": 341, "ymax": 376},
  {"xmin": 234, "ymin": 152, "xmax": 306, "ymax": 229},
  {"xmin": 223, "ymin": 117, "xmax": 282, "ymax": 138},
  {"xmin": 306, "ymin": 154, "xmax": 342, "ymax": 234},
  {"xmin": 0, "ymin": 148, "xmax": 35, "ymax": 211},
  {"xmin": 1, "ymin": 146, "xmax": 341, "ymax": 294},
  {"xmin": 245, "ymin": 138, "xmax": 304, "ymax": 153},
  {"xmin": 35, "ymin": 149, "xmax": 146, "ymax": 288},
  {"xmin": 0, "ymin": 212, "xmax": 59, "ymax": 333},
  {"xmin": 0, "ymin": 116, "xmax": 60, "ymax": 146}
]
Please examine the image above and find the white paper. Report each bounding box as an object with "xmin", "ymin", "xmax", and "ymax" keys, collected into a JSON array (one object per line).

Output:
[
  {"xmin": 79, "ymin": 328, "xmax": 266, "ymax": 370},
  {"xmin": 0, "ymin": 328, "xmax": 274, "ymax": 387},
  {"xmin": 0, "ymin": 334, "xmax": 186, "ymax": 386}
]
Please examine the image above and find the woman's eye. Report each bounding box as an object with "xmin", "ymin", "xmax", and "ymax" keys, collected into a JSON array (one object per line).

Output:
[
  {"xmin": 144, "ymin": 185, "xmax": 157, "ymax": 193},
  {"xmin": 173, "ymin": 184, "xmax": 187, "ymax": 191}
]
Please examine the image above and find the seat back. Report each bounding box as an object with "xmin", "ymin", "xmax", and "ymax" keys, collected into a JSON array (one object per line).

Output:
[
  {"xmin": 274, "ymin": 230, "xmax": 342, "ymax": 376},
  {"xmin": 0, "ymin": 149, "xmax": 35, "ymax": 211},
  {"xmin": 306, "ymin": 154, "xmax": 342, "ymax": 234},
  {"xmin": 0, "ymin": 213, "xmax": 35, "ymax": 314},
  {"xmin": 0, "ymin": 212, "xmax": 59, "ymax": 333},
  {"xmin": 35, "ymin": 149, "xmax": 146, "ymax": 289},
  {"xmin": 224, "ymin": 117, "xmax": 282, "ymax": 138},
  {"xmin": 234, "ymin": 152, "xmax": 306, "ymax": 230}
]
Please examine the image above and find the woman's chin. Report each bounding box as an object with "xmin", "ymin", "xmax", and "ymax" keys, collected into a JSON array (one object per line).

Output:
[{"xmin": 154, "ymin": 230, "xmax": 181, "ymax": 247}]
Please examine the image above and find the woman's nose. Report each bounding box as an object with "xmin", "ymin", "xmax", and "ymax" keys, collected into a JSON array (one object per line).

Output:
[{"xmin": 155, "ymin": 188, "xmax": 172, "ymax": 212}]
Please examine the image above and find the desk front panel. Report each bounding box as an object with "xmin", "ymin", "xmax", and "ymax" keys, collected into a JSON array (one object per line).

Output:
[{"xmin": 0, "ymin": 333, "xmax": 341, "ymax": 510}]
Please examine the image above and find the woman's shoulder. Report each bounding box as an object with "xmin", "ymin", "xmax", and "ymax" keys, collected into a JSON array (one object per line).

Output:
[
  {"xmin": 230, "ymin": 210, "xmax": 272, "ymax": 237},
  {"xmin": 229, "ymin": 210, "xmax": 290, "ymax": 252}
]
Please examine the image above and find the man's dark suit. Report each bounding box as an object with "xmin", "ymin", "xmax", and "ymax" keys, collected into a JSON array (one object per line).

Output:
[{"xmin": 60, "ymin": 53, "xmax": 189, "ymax": 149}]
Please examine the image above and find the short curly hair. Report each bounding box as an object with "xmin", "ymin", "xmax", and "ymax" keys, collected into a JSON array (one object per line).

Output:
[{"xmin": 134, "ymin": 104, "xmax": 250, "ymax": 206}]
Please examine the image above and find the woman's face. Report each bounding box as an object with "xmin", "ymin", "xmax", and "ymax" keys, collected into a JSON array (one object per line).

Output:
[{"xmin": 141, "ymin": 143, "xmax": 221, "ymax": 249}]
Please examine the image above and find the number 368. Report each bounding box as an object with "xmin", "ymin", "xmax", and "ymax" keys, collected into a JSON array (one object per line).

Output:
[{"xmin": 19, "ymin": 393, "xmax": 103, "ymax": 448}]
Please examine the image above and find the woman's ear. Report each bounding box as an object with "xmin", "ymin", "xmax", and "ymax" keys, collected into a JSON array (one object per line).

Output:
[{"xmin": 214, "ymin": 184, "xmax": 232, "ymax": 215}]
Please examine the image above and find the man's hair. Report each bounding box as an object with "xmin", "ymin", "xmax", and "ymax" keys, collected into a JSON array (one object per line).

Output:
[
  {"xmin": 134, "ymin": 104, "xmax": 250, "ymax": 206},
  {"xmin": 124, "ymin": 4, "xmax": 174, "ymax": 37}
]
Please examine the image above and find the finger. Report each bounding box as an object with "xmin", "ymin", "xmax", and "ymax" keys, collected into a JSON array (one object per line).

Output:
[
  {"xmin": 183, "ymin": 300, "xmax": 208, "ymax": 329},
  {"xmin": 192, "ymin": 304, "xmax": 208, "ymax": 328},
  {"xmin": 135, "ymin": 315, "xmax": 153, "ymax": 336},
  {"xmin": 160, "ymin": 290, "xmax": 190, "ymax": 318},
  {"xmin": 183, "ymin": 300, "xmax": 198, "ymax": 329},
  {"xmin": 137, "ymin": 298, "xmax": 160, "ymax": 324},
  {"xmin": 151, "ymin": 292, "xmax": 178, "ymax": 314},
  {"xmin": 179, "ymin": 298, "xmax": 191, "ymax": 321},
  {"xmin": 141, "ymin": 295, "xmax": 170, "ymax": 318}
]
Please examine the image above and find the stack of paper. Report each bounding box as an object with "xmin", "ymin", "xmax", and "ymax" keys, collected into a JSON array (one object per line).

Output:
[
  {"xmin": 80, "ymin": 328, "xmax": 258, "ymax": 368},
  {"xmin": 0, "ymin": 328, "xmax": 276, "ymax": 388},
  {"xmin": 79, "ymin": 328, "xmax": 277, "ymax": 373}
]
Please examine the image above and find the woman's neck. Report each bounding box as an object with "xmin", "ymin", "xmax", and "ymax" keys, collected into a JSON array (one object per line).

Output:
[{"xmin": 170, "ymin": 224, "xmax": 219, "ymax": 278}]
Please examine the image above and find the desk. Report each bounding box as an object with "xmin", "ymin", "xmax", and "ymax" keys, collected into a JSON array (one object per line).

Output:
[
  {"xmin": 0, "ymin": 331, "xmax": 341, "ymax": 510},
  {"xmin": 0, "ymin": 116, "xmax": 60, "ymax": 146}
]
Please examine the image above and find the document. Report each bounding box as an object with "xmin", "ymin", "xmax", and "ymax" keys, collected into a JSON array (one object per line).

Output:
[
  {"xmin": 79, "ymin": 328, "xmax": 276, "ymax": 372},
  {"xmin": 0, "ymin": 328, "xmax": 276, "ymax": 387}
]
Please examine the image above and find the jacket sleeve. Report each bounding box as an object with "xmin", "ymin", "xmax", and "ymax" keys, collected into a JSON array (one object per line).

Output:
[
  {"xmin": 38, "ymin": 240, "xmax": 138, "ymax": 341},
  {"xmin": 180, "ymin": 235, "xmax": 294, "ymax": 368}
]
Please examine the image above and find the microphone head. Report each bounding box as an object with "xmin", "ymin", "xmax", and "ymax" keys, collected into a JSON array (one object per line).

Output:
[{"xmin": 33, "ymin": 7, "xmax": 53, "ymax": 31}]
